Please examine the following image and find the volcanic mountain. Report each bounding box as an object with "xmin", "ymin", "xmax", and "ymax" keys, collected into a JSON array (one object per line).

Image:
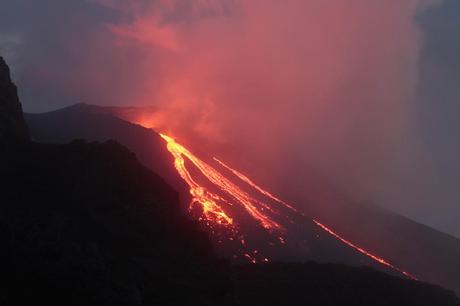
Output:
[
  {"xmin": 26, "ymin": 103, "xmax": 460, "ymax": 294},
  {"xmin": 1, "ymin": 55, "xmax": 459, "ymax": 305}
]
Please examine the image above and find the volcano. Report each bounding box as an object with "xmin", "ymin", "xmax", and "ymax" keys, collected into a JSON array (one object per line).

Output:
[
  {"xmin": 0, "ymin": 49, "xmax": 460, "ymax": 306},
  {"xmin": 25, "ymin": 103, "xmax": 460, "ymax": 294},
  {"xmin": 0, "ymin": 55, "xmax": 458, "ymax": 304}
]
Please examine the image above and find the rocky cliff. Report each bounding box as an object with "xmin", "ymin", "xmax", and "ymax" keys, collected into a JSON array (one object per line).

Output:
[{"xmin": 0, "ymin": 57, "xmax": 29, "ymax": 147}]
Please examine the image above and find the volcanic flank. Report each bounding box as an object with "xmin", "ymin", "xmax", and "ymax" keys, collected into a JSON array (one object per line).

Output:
[
  {"xmin": 26, "ymin": 102, "xmax": 460, "ymax": 294},
  {"xmin": 26, "ymin": 104, "xmax": 408, "ymax": 270},
  {"xmin": 1, "ymin": 56, "xmax": 458, "ymax": 305}
]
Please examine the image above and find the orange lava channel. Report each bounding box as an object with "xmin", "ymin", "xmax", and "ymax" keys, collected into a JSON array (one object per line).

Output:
[
  {"xmin": 161, "ymin": 134, "xmax": 233, "ymax": 226},
  {"xmin": 214, "ymin": 157, "xmax": 417, "ymax": 280},
  {"xmin": 159, "ymin": 133, "xmax": 416, "ymax": 279},
  {"xmin": 313, "ymin": 219, "xmax": 417, "ymax": 280},
  {"xmin": 214, "ymin": 157, "xmax": 298, "ymax": 212},
  {"xmin": 160, "ymin": 134, "xmax": 282, "ymax": 231}
]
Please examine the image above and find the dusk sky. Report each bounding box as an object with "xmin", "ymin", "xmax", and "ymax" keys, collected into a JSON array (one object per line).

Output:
[{"xmin": 1, "ymin": 0, "xmax": 460, "ymax": 237}]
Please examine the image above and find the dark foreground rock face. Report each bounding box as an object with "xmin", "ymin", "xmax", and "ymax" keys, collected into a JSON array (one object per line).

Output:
[
  {"xmin": 0, "ymin": 140, "xmax": 233, "ymax": 306},
  {"xmin": 1, "ymin": 140, "xmax": 459, "ymax": 306},
  {"xmin": 0, "ymin": 57, "xmax": 29, "ymax": 146}
]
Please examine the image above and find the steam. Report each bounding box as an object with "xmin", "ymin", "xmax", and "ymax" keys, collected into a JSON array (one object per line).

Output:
[
  {"xmin": 93, "ymin": 0, "xmax": 430, "ymax": 214},
  {"xmin": 2, "ymin": 0, "xmax": 457, "ymax": 235}
]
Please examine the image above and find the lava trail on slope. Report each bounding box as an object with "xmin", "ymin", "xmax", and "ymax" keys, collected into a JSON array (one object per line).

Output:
[{"xmin": 159, "ymin": 133, "xmax": 416, "ymax": 279}]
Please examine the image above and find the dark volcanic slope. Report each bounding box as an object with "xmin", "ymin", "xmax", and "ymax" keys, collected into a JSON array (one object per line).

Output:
[
  {"xmin": 0, "ymin": 140, "xmax": 233, "ymax": 306},
  {"xmin": 25, "ymin": 103, "xmax": 460, "ymax": 294},
  {"xmin": 234, "ymin": 263, "xmax": 460, "ymax": 306},
  {"xmin": 25, "ymin": 105, "xmax": 407, "ymax": 271},
  {"xmin": 4, "ymin": 140, "xmax": 459, "ymax": 306},
  {"xmin": 25, "ymin": 103, "xmax": 188, "ymax": 202},
  {"xmin": 308, "ymin": 196, "xmax": 460, "ymax": 294}
]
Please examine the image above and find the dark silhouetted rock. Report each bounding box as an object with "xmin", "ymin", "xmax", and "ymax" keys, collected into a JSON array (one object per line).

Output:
[
  {"xmin": 0, "ymin": 57, "xmax": 29, "ymax": 147},
  {"xmin": 0, "ymin": 140, "xmax": 233, "ymax": 306}
]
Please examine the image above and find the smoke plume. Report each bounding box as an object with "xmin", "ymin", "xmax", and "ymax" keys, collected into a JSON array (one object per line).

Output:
[{"xmin": 2, "ymin": 0, "xmax": 459, "ymax": 236}]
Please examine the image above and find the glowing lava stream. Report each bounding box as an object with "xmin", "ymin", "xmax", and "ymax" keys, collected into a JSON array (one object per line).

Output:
[
  {"xmin": 160, "ymin": 134, "xmax": 282, "ymax": 231},
  {"xmin": 159, "ymin": 133, "xmax": 416, "ymax": 279},
  {"xmin": 213, "ymin": 157, "xmax": 298, "ymax": 212},
  {"xmin": 313, "ymin": 220, "xmax": 417, "ymax": 279},
  {"xmin": 214, "ymin": 158, "xmax": 416, "ymax": 279},
  {"xmin": 160, "ymin": 135, "xmax": 233, "ymax": 226}
]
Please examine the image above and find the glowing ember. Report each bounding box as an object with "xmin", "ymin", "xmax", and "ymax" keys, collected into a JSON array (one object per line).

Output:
[{"xmin": 313, "ymin": 219, "xmax": 417, "ymax": 280}]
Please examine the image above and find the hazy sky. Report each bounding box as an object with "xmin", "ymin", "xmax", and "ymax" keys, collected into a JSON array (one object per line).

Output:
[{"xmin": 1, "ymin": 0, "xmax": 459, "ymax": 237}]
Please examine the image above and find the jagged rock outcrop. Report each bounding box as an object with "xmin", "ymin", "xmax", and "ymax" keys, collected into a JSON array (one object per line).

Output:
[{"xmin": 0, "ymin": 57, "xmax": 29, "ymax": 147}]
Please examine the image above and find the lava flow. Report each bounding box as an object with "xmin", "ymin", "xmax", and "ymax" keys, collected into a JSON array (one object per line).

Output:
[
  {"xmin": 313, "ymin": 220, "xmax": 417, "ymax": 279},
  {"xmin": 160, "ymin": 134, "xmax": 282, "ymax": 231},
  {"xmin": 160, "ymin": 134, "xmax": 233, "ymax": 226},
  {"xmin": 213, "ymin": 157, "xmax": 298, "ymax": 212},
  {"xmin": 159, "ymin": 133, "xmax": 416, "ymax": 279}
]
